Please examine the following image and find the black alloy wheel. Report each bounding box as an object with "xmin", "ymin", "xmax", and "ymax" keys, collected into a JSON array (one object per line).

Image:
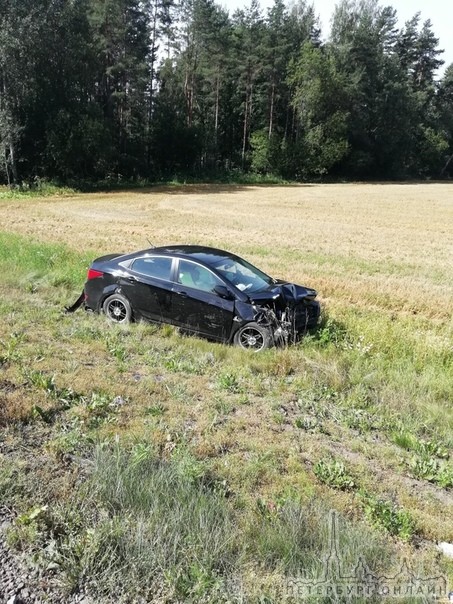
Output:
[
  {"xmin": 233, "ymin": 322, "xmax": 272, "ymax": 351},
  {"xmin": 103, "ymin": 293, "xmax": 132, "ymax": 324}
]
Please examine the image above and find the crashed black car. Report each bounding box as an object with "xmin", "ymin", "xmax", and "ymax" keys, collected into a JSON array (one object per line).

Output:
[{"xmin": 69, "ymin": 245, "xmax": 320, "ymax": 351}]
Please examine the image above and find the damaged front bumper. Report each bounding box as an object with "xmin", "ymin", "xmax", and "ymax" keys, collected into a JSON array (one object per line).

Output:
[
  {"xmin": 245, "ymin": 283, "xmax": 320, "ymax": 346},
  {"xmin": 254, "ymin": 301, "xmax": 320, "ymax": 346}
]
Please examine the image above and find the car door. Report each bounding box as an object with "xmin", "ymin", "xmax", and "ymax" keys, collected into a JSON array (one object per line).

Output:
[
  {"xmin": 119, "ymin": 255, "xmax": 175, "ymax": 322},
  {"xmin": 171, "ymin": 259, "xmax": 235, "ymax": 341}
]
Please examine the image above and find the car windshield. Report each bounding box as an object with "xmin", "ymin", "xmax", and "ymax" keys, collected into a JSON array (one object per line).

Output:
[{"xmin": 210, "ymin": 256, "xmax": 274, "ymax": 293}]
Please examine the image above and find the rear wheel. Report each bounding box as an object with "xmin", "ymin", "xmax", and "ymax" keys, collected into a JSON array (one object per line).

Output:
[
  {"xmin": 103, "ymin": 293, "xmax": 132, "ymax": 324},
  {"xmin": 233, "ymin": 322, "xmax": 272, "ymax": 352}
]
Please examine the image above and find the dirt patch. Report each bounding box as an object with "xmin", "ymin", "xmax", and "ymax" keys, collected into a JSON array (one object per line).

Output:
[{"xmin": 0, "ymin": 381, "xmax": 33, "ymax": 427}]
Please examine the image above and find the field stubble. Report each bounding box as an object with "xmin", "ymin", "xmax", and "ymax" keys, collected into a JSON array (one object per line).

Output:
[{"xmin": 3, "ymin": 183, "xmax": 451, "ymax": 318}]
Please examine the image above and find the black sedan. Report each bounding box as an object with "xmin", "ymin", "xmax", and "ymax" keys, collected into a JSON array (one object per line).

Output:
[{"xmin": 71, "ymin": 245, "xmax": 320, "ymax": 351}]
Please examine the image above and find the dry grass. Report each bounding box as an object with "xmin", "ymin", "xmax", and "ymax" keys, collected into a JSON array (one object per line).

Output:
[{"xmin": 2, "ymin": 183, "xmax": 452, "ymax": 319}]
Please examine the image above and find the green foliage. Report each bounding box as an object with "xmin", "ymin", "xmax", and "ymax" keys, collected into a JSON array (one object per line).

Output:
[
  {"xmin": 26, "ymin": 370, "xmax": 57, "ymax": 394},
  {"xmin": 392, "ymin": 430, "xmax": 449, "ymax": 457},
  {"xmin": 0, "ymin": 0, "xmax": 450, "ymax": 184},
  {"xmin": 249, "ymin": 130, "xmax": 282, "ymax": 175},
  {"xmin": 360, "ymin": 492, "xmax": 416, "ymax": 541},
  {"xmin": 314, "ymin": 459, "xmax": 356, "ymax": 490},
  {"xmin": 17, "ymin": 505, "xmax": 49, "ymax": 526},
  {"xmin": 0, "ymin": 181, "xmax": 77, "ymax": 198},
  {"xmin": 106, "ymin": 334, "xmax": 128, "ymax": 362},
  {"xmin": 414, "ymin": 126, "xmax": 449, "ymax": 176},
  {"xmin": 288, "ymin": 42, "xmax": 350, "ymax": 177},
  {"xmin": 436, "ymin": 465, "xmax": 453, "ymax": 489},
  {"xmin": 0, "ymin": 332, "xmax": 23, "ymax": 365},
  {"xmin": 25, "ymin": 370, "xmax": 85, "ymax": 408},
  {"xmin": 0, "ymin": 456, "xmax": 27, "ymax": 503},
  {"xmin": 313, "ymin": 316, "xmax": 350, "ymax": 347},
  {"xmin": 391, "ymin": 429, "xmax": 453, "ymax": 488},
  {"xmin": 409, "ymin": 456, "xmax": 440, "ymax": 481},
  {"xmin": 217, "ymin": 372, "xmax": 242, "ymax": 393},
  {"xmin": 163, "ymin": 348, "xmax": 214, "ymax": 374},
  {"xmin": 145, "ymin": 403, "xmax": 166, "ymax": 417},
  {"xmin": 408, "ymin": 456, "xmax": 453, "ymax": 488},
  {"xmin": 25, "ymin": 445, "xmax": 393, "ymax": 600}
]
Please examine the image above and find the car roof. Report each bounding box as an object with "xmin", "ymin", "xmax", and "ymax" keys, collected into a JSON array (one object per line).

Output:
[{"xmin": 137, "ymin": 245, "xmax": 238, "ymax": 266}]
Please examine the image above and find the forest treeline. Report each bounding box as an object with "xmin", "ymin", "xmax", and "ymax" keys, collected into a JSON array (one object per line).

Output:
[{"xmin": 1, "ymin": 0, "xmax": 453, "ymax": 185}]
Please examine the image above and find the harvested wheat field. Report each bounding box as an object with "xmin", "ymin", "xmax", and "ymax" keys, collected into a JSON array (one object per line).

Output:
[
  {"xmin": 0, "ymin": 183, "xmax": 452, "ymax": 603},
  {"xmin": 2, "ymin": 183, "xmax": 452, "ymax": 315}
]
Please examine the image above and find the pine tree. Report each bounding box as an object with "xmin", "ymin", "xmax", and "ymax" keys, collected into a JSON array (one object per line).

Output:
[{"xmin": 88, "ymin": 0, "xmax": 150, "ymax": 177}]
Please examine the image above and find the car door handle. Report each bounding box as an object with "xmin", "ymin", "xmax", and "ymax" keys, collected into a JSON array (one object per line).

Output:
[{"xmin": 176, "ymin": 290, "xmax": 188, "ymax": 298}]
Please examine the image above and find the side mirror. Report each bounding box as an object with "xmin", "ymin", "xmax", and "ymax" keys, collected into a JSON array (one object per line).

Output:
[{"xmin": 213, "ymin": 284, "xmax": 234, "ymax": 300}]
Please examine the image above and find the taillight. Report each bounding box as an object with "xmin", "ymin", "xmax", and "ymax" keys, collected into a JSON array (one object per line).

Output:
[{"xmin": 87, "ymin": 268, "xmax": 104, "ymax": 280}]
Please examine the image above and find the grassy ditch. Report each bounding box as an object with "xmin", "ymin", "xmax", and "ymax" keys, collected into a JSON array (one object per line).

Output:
[{"xmin": 0, "ymin": 187, "xmax": 452, "ymax": 601}]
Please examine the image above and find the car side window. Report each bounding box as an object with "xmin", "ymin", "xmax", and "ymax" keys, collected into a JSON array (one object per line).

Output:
[
  {"xmin": 131, "ymin": 256, "xmax": 173, "ymax": 281},
  {"xmin": 177, "ymin": 260, "xmax": 223, "ymax": 293}
]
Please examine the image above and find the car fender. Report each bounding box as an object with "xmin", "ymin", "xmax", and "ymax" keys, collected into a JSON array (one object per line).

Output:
[
  {"xmin": 229, "ymin": 300, "xmax": 260, "ymax": 341},
  {"xmin": 97, "ymin": 285, "xmax": 128, "ymax": 313}
]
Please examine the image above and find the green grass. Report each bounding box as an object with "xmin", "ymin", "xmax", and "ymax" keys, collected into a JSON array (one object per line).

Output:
[
  {"xmin": 314, "ymin": 459, "xmax": 356, "ymax": 491},
  {"xmin": 0, "ymin": 230, "xmax": 452, "ymax": 600},
  {"xmin": 0, "ymin": 232, "xmax": 92, "ymax": 291},
  {"xmin": 55, "ymin": 444, "xmax": 237, "ymax": 599},
  {"xmin": 5, "ymin": 443, "xmax": 399, "ymax": 602},
  {"xmin": 0, "ymin": 174, "xmax": 292, "ymax": 197},
  {"xmin": 0, "ymin": 180, "xmax": 77, "ymax": 199}
]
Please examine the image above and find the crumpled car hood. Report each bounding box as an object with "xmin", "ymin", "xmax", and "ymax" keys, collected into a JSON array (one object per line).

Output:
[{"xmin": 247, "ymin": 282, "xmax": 317, "ymax": 305}]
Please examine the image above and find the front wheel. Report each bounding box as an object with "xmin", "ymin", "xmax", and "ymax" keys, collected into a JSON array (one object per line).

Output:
[
  {"xmin": 102, "ymin": 293, "xmax": 132, "ymax": 324},
  {"xmin": 233, "ymin": 322, "xmax": 272, "ymax": 352}
]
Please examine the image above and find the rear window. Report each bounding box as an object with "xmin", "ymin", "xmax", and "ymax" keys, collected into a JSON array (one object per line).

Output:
[{"xmin": 131, "ymin": 256, "xmax": 173, "ymax": 281}]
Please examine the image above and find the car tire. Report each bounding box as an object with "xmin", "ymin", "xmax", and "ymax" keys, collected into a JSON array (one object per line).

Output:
[
  {"xmin": 233, "ymin": 322, "xmax": 272, "ymax": 352},
  {"xmin": 103, "ymin": 293, "xmax": 132, "ymax": 324}
]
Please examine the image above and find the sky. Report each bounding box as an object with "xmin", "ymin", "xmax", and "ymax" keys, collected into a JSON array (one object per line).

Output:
[{"xmin": 221, "ymin": 0, "xmax": 453, "ymax": 76}]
